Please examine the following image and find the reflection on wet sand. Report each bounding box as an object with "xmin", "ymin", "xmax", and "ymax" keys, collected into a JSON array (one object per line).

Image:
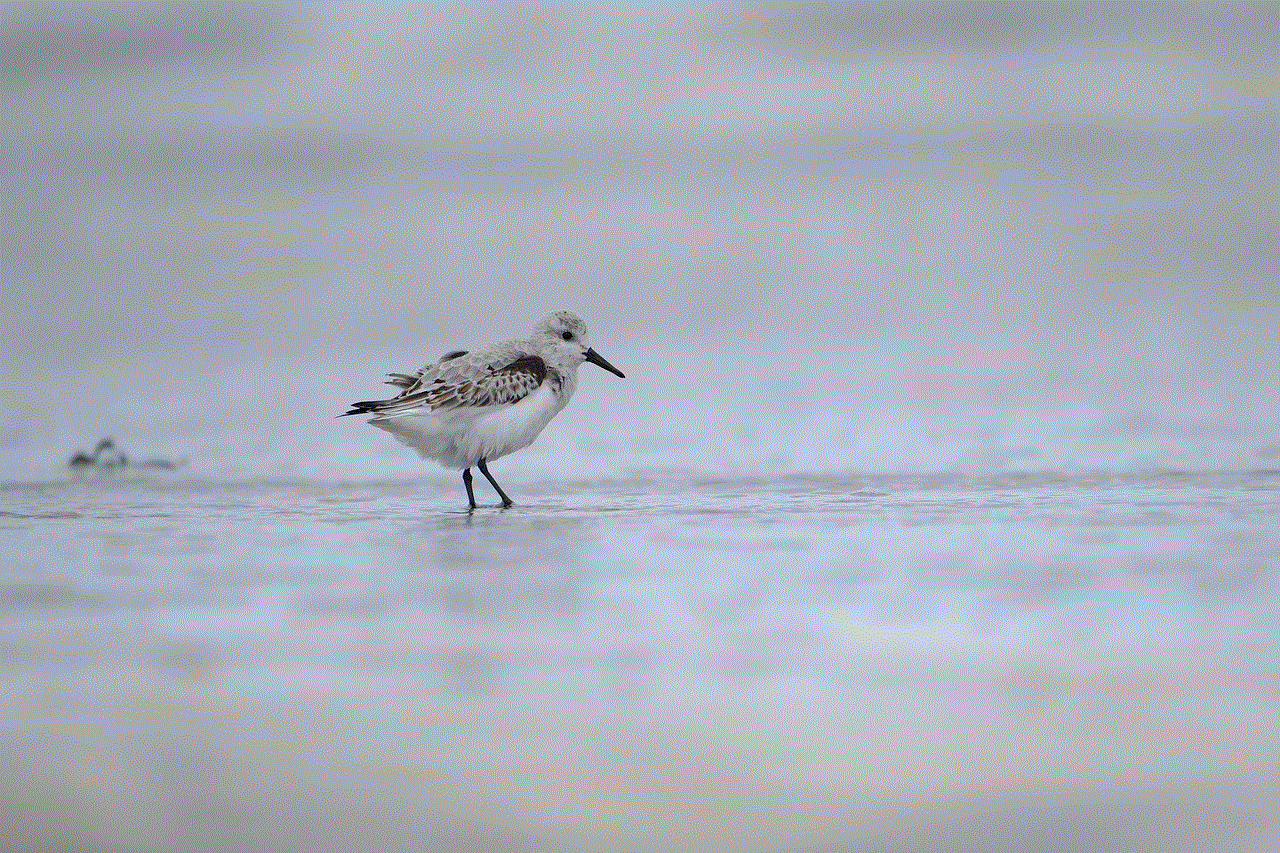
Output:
[{"xmin": 1, "ymin": 474, "xmax": 1277, "ymax": 852}]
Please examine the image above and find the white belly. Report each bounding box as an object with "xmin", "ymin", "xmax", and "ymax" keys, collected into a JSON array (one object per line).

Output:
[{"xmin": 369, "ymin": 382, "xmax": 571, "ymax": 470}]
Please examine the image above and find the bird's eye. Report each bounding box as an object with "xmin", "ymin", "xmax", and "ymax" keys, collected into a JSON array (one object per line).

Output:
[{"xmin": 561, "ymin": 331, "xmax": 573, "ymax": 341}]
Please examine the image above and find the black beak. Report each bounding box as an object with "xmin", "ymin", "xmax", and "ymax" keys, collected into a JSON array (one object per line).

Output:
[{"xmin": 584, "ymin": 348, "xmax": 625, "ymax": 378}]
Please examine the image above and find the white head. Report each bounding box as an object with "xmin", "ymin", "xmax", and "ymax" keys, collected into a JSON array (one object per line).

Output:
[{"xmin": 531, "ymin": 311, "xmax": 625, "ymax": 377}]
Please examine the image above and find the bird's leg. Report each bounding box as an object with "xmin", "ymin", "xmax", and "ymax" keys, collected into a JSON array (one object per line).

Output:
[
  {"xmin": 477, "ymin": 459, "xmax": 513, "ymax": 508},
  {"xmin": 462, "ymin": 468, "xmax": 477, "ymax": 511}
]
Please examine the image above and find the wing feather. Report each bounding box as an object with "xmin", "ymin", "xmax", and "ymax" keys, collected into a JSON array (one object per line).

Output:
[{"xmin": 342, "ymin": 343, "xmax": 547, "ymax": 418}]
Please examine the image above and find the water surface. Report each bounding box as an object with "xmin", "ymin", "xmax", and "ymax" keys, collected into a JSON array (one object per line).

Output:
[{"xmin": 2, "ymin": 471, "xmax": 1277, "ymax": 852}]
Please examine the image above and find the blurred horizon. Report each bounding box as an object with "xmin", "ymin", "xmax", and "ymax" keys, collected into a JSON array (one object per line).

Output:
[{"xmin": 2, "ymin": 2, "xmax": 1278, "ymax": 480}]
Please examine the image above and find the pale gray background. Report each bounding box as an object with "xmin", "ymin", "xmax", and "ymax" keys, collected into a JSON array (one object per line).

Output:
[{"xmin": 3, "ymin": 1, "xmax": 1276, "ymax": 480}]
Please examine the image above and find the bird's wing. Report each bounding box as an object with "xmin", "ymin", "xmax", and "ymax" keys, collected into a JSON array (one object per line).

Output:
[
  {"xmin": 344, "ymin": 342, "xmax": 547, "ymax": 417},
  {"xmin": 384, "ymin": 350, "xmax": 470, "ymax": 390}
]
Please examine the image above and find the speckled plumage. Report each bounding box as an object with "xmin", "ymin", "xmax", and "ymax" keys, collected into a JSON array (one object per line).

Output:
[
  {"xmin": 356, "ymin": 345, "xmax": 552, "ymax": 416},
  {"xmin": 342, "ymin": 311, "xmax": 624, "ymax": 509}
]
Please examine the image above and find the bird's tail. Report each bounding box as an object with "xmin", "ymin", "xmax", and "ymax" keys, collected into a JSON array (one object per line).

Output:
[
  {"xmin": 339, "ymin": 390, "xmax": 437, "ymax": 418},
  {"xmin": 338, "ymin": 399, "xmax": 390, "ymax": 417}
]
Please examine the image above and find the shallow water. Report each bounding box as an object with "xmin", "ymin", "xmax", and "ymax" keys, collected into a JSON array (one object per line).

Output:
[{"xmin": 2, "ymin": 471, "xmax": 1277, "ymax": 852}]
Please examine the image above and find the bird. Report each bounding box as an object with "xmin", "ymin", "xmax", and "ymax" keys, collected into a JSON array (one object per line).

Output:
[
  {"xmin": 69, "ymin": 438, "xmax": 127, "ymax": 470},
  {"xmin": 68, "ymin": 438, "xmax": 186, "ymax": 472},
  {"xmin": 341, "ymin": 310, "xmax": 625, "ymax": 510}
]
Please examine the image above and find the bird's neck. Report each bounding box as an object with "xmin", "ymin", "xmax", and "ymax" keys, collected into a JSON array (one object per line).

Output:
[{"xmin": 547, "ymin": 363, "xmax": 579, "ymax": 399}]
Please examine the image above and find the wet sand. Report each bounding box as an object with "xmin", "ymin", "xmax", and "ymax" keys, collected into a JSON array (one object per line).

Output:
[{"xmin": 2, "ymin": 472, "xmax": 1277, "ymax": 852}]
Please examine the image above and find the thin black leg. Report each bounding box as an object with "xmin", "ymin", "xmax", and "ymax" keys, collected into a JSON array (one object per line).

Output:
[
  {"xmin": 477, "ymin": 458, "xmax": 513, "ymax": 508},
  {"xmin": 462, "ymin": 468, "xmax": 477, "ymax": 510}
]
